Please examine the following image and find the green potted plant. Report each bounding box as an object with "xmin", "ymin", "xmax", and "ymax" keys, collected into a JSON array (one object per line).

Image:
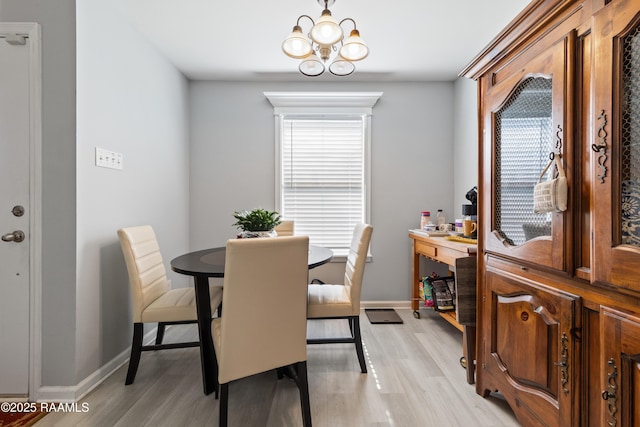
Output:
[{"xmin": 232, "ymin": 208, "xmax": 282, "ymax": 238}]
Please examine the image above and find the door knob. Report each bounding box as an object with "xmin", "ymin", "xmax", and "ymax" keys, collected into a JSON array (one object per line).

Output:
[
  {"xmin": 12, "ymin": 205, "xmax": 25, "ymax": 217},
  {"xmin": 1, "ymin": 230, "xmax": 25, "ymax": 243}
]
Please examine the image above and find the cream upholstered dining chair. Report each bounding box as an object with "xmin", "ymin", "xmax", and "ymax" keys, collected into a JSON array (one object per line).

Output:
[
  {"xmin": 274, "ymin": 219, "xmax": 294, "ymax": 236},
  {"xmin": 118, "ymin": 225, "xmax": 223, "ymax": 385},
  {"xmin": 306, "ymin": 223, "xmax": 373, "ymax": 373},
  {"xmin": 212, "ymin": 236, "xmax": 311, "ymax": 427}
]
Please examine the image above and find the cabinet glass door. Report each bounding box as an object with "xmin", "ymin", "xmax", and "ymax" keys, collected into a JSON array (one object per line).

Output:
[
  {"xmin": 482, "ymin": 37, "xmax": 570, "ymax": 271},
  {"xmin": 495, "ymin": 77, "xmax": 553, "ymax": 246},
  {"xmin": 592, "ymin": 1, "xmax": 640, "ymax": 294}
]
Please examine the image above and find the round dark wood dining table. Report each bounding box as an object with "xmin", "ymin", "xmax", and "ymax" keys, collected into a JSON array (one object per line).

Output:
[{"xmin": 170, "ymin": 244, "xmax": 333, "ymax": 395}]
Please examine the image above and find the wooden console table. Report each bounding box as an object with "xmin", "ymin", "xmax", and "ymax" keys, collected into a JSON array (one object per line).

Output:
[{"xmin": 408, "ymin": 231, "xmax": 477, "ymax": 383}]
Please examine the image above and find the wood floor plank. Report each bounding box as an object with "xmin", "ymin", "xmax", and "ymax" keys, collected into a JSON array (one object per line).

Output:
[{"xmin": 34, "ymin": 309, "xmax": 519, "ymax": 426}]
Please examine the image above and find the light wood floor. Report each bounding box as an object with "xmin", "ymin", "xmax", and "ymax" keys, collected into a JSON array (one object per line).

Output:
[{"xmin": 35, "ymin": 309, "xmax": 519, "ymax": 426}]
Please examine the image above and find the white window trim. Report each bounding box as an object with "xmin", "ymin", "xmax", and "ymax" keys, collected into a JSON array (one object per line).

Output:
[{"xmin": 265, "ymin": 92, "xmax": 382, "ymax": 260}]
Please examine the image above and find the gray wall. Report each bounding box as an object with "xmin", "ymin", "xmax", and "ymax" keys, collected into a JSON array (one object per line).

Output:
[
  {"xmin": 75, "ymin": 0, "xmax": 191, "ymax": 383},
  {"xmin": 453, "ymin": 77, "xmax": 479, "ymax": 216},
  {"xmin": 189, "ymin": 81, "xmax": 456, "ymax": 301},
  {"xmin": 1, "ymin": 0, "xmax": 191, "ymax": 392},
  {"xmin": 1, "ymin": 0, "xmax": 482, "ymax": 393}
]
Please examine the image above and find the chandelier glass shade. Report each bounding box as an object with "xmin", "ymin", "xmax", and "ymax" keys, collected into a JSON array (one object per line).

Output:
[
  {"xmin": 340, "ymin": 29, "xmax": 368, "ymax": 61},
  {"xmin": 281, "ymin": 26, "xmax": 313, "ymax": 59},
  {"xmin": 282, "ymin": 0, "xmax": 369, "ymax": 76},
  {"xmin": 328, "ymin": 56, "xmax": 356, "ymax": 76},
  {"xmin": 299, "ymin": 52, "xmax": 325, "ymax": 77},
  {"xmin": 309, "ymin": 10, "xmax": 343, "ymax": 45}
]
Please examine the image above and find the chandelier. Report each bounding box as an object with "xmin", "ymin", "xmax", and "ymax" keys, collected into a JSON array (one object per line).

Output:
[{"xmin": 281, "ymin": 0, "xmax": 369, "ymax": 77}]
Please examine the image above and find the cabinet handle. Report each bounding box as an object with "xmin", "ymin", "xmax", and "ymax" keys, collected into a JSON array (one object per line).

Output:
[
  {"xmin": 554, "ymin": 124, "xmax": 563, "ymax": 158},
  {"xmin": 601, "ymin": 358, "xmax": 618, "ymax": 427},
  {"xmin": 554, "ymin": 332, "xmax": 569, "ymax": 395},
  {"xmin": 591, "ymin": 110, "xmax": 608, "ymax": 183}
]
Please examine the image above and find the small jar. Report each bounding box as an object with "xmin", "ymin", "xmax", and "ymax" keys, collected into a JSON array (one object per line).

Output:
[{"xmin": 420, "ymin": 211, "xmax": 431, "ymax": 230}]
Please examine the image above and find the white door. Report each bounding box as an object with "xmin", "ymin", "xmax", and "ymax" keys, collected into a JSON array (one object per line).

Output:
[{"xmin": 0, "ymin": 28, "xmax": 33, "ymax": 397}]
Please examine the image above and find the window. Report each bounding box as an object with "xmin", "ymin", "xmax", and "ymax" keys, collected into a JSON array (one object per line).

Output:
[
  {"xmin": 280, "ymin": 116, "xmax": 364, "ymax": 254},
  {"xmin": 265, "ymin": 92, "xmax": 382, "ymax": 256}
]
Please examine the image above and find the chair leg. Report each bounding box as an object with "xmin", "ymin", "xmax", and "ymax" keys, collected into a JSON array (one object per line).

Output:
[
  {"xmin": 155, "ymin": 322, "xmax": 167, "ymax": 345},
  {"xmin": 219, "ymin": 382, "xmax": 229, "ymax": 427},
  {"xmin": 295, "ymin": 361, "xmax": 313, "ymax": 427},
  {"xmin": 125, "ymin": 323, "xmax": 144, "ymax": 385},
  {"xmin": 352, "ymin": 316, "xmax": 367, "ymax": 374},
  {"xmin": 213, "ymin": 349, "xmax": 219, "ymax": 400}
]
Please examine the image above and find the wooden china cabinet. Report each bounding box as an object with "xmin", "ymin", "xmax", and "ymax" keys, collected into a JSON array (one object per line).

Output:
[{"xmin": 461, "ymin": 0, "xmax": 640, "ymax": 425}]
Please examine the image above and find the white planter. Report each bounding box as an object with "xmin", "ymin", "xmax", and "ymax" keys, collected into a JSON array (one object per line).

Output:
[{"xmin": 238, "ymin": 229, "xmax": 277, "ymax": 238}]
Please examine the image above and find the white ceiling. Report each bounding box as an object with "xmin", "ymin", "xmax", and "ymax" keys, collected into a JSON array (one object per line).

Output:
[{"xmin": 113, "ymin": 0, "xmax": 531, "ymax": 82}]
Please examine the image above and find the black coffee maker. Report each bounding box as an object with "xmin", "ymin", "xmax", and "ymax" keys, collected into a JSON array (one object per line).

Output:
[{"xmin": 462, "ymin": 186, "xmax": 478, "ymax": 238}]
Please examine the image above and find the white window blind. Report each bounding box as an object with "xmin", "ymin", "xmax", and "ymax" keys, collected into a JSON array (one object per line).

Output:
[
  {"xmin": 281, "ymin": 116, "xmax": 365, "ymax": 254},
  {"xmin": 265, "ymin": 91, "xmax": 381, "ymax": 257}
]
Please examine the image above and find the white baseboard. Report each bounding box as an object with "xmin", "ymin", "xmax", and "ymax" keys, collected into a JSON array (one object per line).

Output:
[
  {"xmin": 0, "ymin": 396, "xmax": 29, "ymax": 402},
  {"xmin": 36, "ymin": 328, "xmax": 157, "ymax": 402}
]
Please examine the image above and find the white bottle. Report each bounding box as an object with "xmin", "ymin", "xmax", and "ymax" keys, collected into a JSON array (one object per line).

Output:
[{"xmin": 436, "ymin": 209, "xmax": 446, "ymax": 227}]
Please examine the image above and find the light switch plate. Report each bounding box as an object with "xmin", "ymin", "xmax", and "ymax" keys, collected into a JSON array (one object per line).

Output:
[{"xmin": 95, "ymin": 147, "xmax": 123, "ymax": 170}]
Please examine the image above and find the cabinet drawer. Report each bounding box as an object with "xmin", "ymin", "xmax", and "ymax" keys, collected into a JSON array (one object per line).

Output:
[
  {"xmin": 437, "ymin": 246, "xmax": 464, "ymax": 266},
  {"xmin": 415, "ymin": 240, "xmax": 437, "ymax": 259},
  {"xmin": 416, "ymin": 240, "xmax": 468, "ymax": 266}
]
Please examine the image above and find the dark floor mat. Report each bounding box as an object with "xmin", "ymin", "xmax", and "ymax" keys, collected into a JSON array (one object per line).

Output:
[{"xmin": 365, "ymin": 308, "xmax": 404, "ymax": 324}]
